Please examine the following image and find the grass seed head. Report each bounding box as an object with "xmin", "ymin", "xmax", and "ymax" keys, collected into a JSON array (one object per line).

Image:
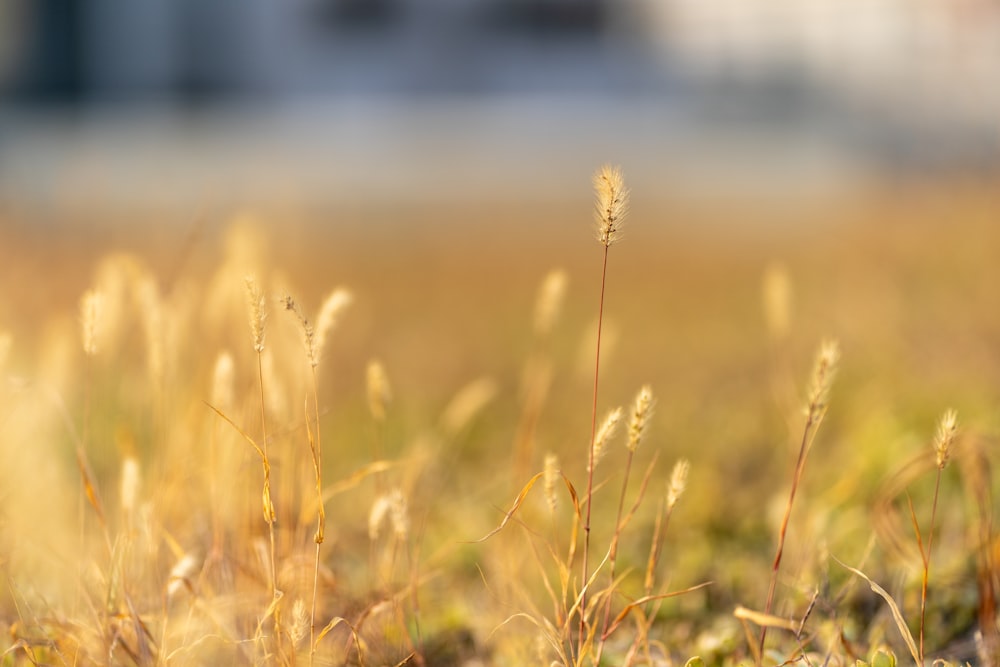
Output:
[
  {"xmin": 166, "ymin": 553, "xmax": 200, "ymax": 599},
  {"xmin": 441, "ymin": 377, "xmax": 498, "ymax": 437},
  {"xmin": 594, "ymin": 165, "xmax": 629, "ymax": 247},
  {"xmin": 389, "ymin": 489, "xmax": 410, "ymax": 541},
  {"xmin": 211, "ymin": 351, "xmax": 236, "ymax": 412},
  {"xmin": 763, "ymin": 262, "xmax": 792, "ymax": 341},
  {"xmin": 626, "ymin": 384, "xmax": 654, "ymax": 452},
  {"xmin": 136, "ymin": 277, "xmax": 164, "ymax": 385},
  {"xmin": 281, "ymin": 293, "xmax": 316, "ymax": 363},
  {"xmin": 591, "ymin": 406, "xmax": 623, "ymax": 472},
  {"xmin": 544, "ymin": 452, "xmax": 560, "ymax": 514},
  {"xmin": 934, "ymin": 409, "xmax": 958, "ymax": 469},
  {"xmin": 80, "ymin": 289, "xmax": 103, "ymax": 357},
  {"xmin": 289, "ymin": 598, "xmax": 309, "ymax": 646},
  {"xmin": 667, "ymin": 458, "xmax": 690, "ymax": 510},
  {"xmin": 371, "ymin": 489, "xmax": 410, "ymax": 542},
  {"xmin": 534, "ymin": 269, "xmax": 569, "ymax": 338},
  {"xmin": 243, "ymin": 276, "xmax": 266, "ymax": 353},
  {"xmin": 313, "ymin": 288, "xmax": 353, "ymax": 368},
  {"xmin": 369, "ymin": 494, "xmax": 392, "ymax": 541},
  {"xmin": 366, "ymin": 359, "xmax": 392, "ymax": 422},
  {"xmin": 120, "ymin": 457, "xmax": 140, "ymax": 516},
  {"xmin": 806, "ymin": 339, "xmax": 840, "ymax": 414}
]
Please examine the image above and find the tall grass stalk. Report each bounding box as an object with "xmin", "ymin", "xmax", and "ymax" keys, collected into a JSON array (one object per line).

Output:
[
  {"xmin": 283, "ymin": 288, "xmax": 352, "ymax": 664},
  {"xmin": 915, "ymin": 409, "xmax": 957, "ymax": 662},
  {"xmin": 595, "ymin": 385, "xmax": 653, "ymax": 661},
  {"xmin": 580, "ymin": 165, "xmax": 628, "ymax": 658},
  {"xmin": 367, "ymin": 359, "xmax": 391, "ymax": 493},
  {"xmin": 244, "ymin": 276, "xmax": 282, "ymax": 652},
  {"xmin": 77, "ymin": 289, "xmax": 109, "ymax": 542},
  {"xmin": 758, "ymin": 339, "xmax": 839, "ymax": 662}
]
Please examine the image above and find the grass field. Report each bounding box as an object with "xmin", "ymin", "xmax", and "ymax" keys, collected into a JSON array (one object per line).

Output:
[{"xmin": 1, "ymin": 175, "xmax": 999, "ymax": 666}]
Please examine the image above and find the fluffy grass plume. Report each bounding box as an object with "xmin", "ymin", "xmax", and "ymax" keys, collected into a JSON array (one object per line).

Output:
[
  {"xmin": 581, "ymin": 165, "xmax": 629, "ymax": 653},
  {"xmin": 594, "ymin": 164, "xmax": 629, "ymax": 247}
]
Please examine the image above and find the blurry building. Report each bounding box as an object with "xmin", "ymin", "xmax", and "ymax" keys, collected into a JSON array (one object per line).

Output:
[{"xmin": 0, "ymin": 0, "xmax": 666, "ymax": 101}]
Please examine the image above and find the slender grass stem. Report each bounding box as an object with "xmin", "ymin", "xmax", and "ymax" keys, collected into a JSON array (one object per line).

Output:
[
  {"xmin": 309, "ymin": 366, "xmax": 324, "ymax": 667},
  {"xmin": 759, "ymin": 340, "xmax": 838, "ymax": 663},
  {"xmin": 759, "ymin": 412, "xmax": 818, "ymax": 661},
  {"xmin": 254, "ymin": 350, "xmax": 282, "ymax": 655},
  {"xmin": 580, "ymin": 244, "xmax": 609, "ymax": 657}
]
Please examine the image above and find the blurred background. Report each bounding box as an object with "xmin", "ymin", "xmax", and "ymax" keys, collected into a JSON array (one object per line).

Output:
[{"xmin": 2, "ymin": 0, "xmax": 999, "ymax": 226}]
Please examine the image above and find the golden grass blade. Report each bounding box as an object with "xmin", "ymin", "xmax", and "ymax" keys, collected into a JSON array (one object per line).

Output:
[
  {"xmin": 314, "ymin": 615, "xmax": 356, "ymax": 645},
  {"xmin": 469, "ymin": 469, "xmax": 580, "ymax": 544},
  {"xmin": 204, "ymin": 401, "xmax": 265, "ymax": 461},
  {"xmin": 302, "ymin": 460, "xmax": 399, "ymax": 523},
  {"xmin": 836, "ymin": 558, "xmax": 920, "ymax": 665},
  {"xmin": 733, "ymin": 605, "xmax": 799, "ymax": 632},
  {"xmin": 603, "ymin": 582, "xmax": 713, "ymax": 638},
  {"xmin": 618, "ymin": 453, "xmax": 660, "ymax": 533},
  {"xmin": 468, "ymin": 471, "xmax": 545, "ymax": 543},
  {"xmin": 75, "ymin": 448, "xmax": 106, "ymax": 528},
  {"xmin": 559, "ymin": 471, "xmax": 582, "ymax": 517}
]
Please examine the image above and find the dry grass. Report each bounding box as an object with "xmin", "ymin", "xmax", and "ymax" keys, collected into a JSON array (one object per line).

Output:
[{"xmin": 1, "ymin": 180, "xmax": 999, "ymax": 665}]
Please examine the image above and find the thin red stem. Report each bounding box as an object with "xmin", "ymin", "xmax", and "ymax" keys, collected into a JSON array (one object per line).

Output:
[
  {"xmin": 759, "ymin": 413, "xmax": 817, "ymax": 662},
  {"xmin": 580, "ymin": 245, "xmax": 609, "ymax": 656}
]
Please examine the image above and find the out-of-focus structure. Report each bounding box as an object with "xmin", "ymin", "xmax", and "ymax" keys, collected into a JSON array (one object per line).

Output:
[{"xmin": 1, "ymin": 0, "xmax": 998, "ymax": 216}]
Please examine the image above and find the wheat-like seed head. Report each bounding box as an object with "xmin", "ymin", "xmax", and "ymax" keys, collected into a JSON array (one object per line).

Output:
[
  {"xmin": 370, "ymin": 489, "xmax": 410, "ymax": 542},
  {"xmin": 594, "ymin": 165, "xmax": 629, "ymax": 247},
  {"xmin": 440, "ymin": 377, "xmax": 498, "ymax": 437},
  {"xmin": 211, "ymin": 351, "xmax": 236, "ymax": 412},
  {"xmin": 667, "ymin": 458, "xmax": 690, "ymax": 510},
  {"xmin": 313, "ymin": 288, "xmax": 353, "ymax": 368},
  {"xmin": 590, "ymin": 406, "xmax": 623, "ymax": 472},
  {"xmin": 166, "ymin": 553, "xmax": 200, "ymax": 599},
  {"xmin": 369, "ymin": 494, "xmax": 392, "ymax": 541},
  {"xmin": 289, "ymin": 598, "xmax": 309, "ymax": 646},
  {"xmin": 544, "ymin": 452, "xmax": 560, "ymax": 514},
  {"xmin": 135, "ymin": 277, "xmax": 164, "ymax": 385},
  {"xmin": 762, "ymin": 262, "xmax": 792, "ymax": 341},
  {"xmin": 281, "ymin": 293, "xmax": 316, "ymax": 362},
  {"xmin": 366, "ymin": 359, "xmax": 392, "ymax": 422},
  {"xmin": 933, "ymin": 409, "xmax": 958, "ymax": 469},
  {"xmin": 80, "ymin": 289, "xmax": 103, "ymax": 357},
  {"xmin": 389, "ymin": 489, "xmax": 410, "ymax": 541},
  {"xmin": 626, "ymin": 384, "xmax": 654, "ymax": 452},
  {"xmin": 534, "ymin": 269, "xmax": 568, "ymax": 338},
  {"xmin": 243, "ymin": 276, "xmax": 266, "ymax": 353},
  {"xmin": 120, "ymin": 456, "xmax": 140, "ymax": 515},
  {"xmin": 806, "ymin": 339, "xmax": 840, "ymax": 413}
]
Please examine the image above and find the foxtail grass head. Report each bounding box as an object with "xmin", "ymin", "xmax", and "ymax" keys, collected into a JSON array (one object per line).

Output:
[
  {"xmin": 80, "ymin": 289, "xmax": 103, "ymax": 357},
  {"xmin": 314, "ymin": 288, "xmax": 353, "ymax": 367},
  {"xmin": 594, "ymin": 165, "xmax": 629, "ymax": 247},
  {"xmin": 667, "ymin": 458, "xmax": 690, "ymax": 511},
  {"xmin": 282, "ymin": 288, "xmax": 353, "ymax": 368},
  {"xmin": 211, "ymin": 351, "xmax": 236, "ymax": 412},
  {"xmin": 243, "ymin": 276, "xmax": 266, "ymax": 353},
  {"xmin": 366, "ymin": 359, "xmax": 392, "ymax": 422},
  {"xmin": 626, "ymin": 385, "xmax": 654, "ymax": 452},
  {"xmin": 933, "ymin": 409, "xmax": 958, "ymax": 469},
  {"xmin": 590, "ymin": 406, "xmax": 623, "ymax": 472},
  {"xmin": 544, "ymin": 452, "xmax": 560, "ymax": 514},
  {"xmin": 534, "ymin": 269, "xmax": 568, "ymax": 338},
  {"xmin": 806, "ymin": 339, "xmax": 840, "ymax": 414},
  {"xmin": 762, "ymin": 262, "xmax": 792, "ymax": 342}
]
